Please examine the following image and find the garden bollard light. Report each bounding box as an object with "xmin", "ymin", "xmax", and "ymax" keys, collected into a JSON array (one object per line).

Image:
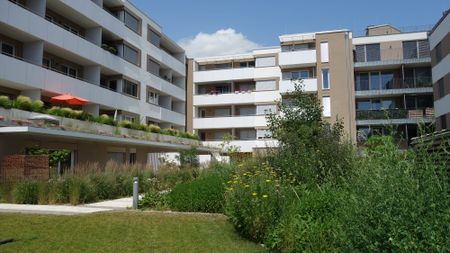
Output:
[{"xmin": 133, "ymin": 177, "xmax": 138, "ymax": 209}]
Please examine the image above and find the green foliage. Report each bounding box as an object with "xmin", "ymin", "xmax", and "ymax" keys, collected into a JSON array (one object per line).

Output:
[
  {"xmin": 148, "ymin": 124, "xmax": 161, "ymax": 133},
  {"xmin": 13, "ymin": 95, "xmax": 33, "ymax": 111},
  {"xmin": 25, "ymin": 148, "xmax": 71, "ymax": 167},
  {"xmin": 96, "ymin": 114, "xmax": 115, "ymax": 125},
  {"xmin": 168, "ymin": 173, "xmax": 225, "ymax": 213},
  {"xmin": 267, "ymin": 80, "xmax": 355, "ymax": 185},
  {"xmin": 13, "ymin": 181, "xmax": 39, "ymax": 204},
  {"xmin": 177, "ymin": 147, "xmax": 199, "ymax": 168},
  {"xmin": 139, "ymin": 189, "xmax": 168, "ymax": 210},
  {"xmin": 225, "ymin": 160, "xmax": 290, "ymax": 242},
  {"xmin": 30, "ymin": 100, "xmax": 44, "ymax": 113},
  {"xmin": 0, "ymin": 95, "xmax": 12, "ymax": 109}
]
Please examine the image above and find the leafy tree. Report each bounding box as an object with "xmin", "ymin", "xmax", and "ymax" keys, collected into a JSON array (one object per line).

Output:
[
  {"xmin": 266, "ymin": 80, "xmax": 354, "ymax": 185},
  {"xmin": 177, "ymin": 147, "xmax": 199, "ymax": 168}
]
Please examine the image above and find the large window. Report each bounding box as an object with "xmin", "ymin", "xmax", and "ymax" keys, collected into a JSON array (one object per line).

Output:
[
  {"xmin": 123, "ymin": 44, "xmax": 140, "ymax": 66},
  {"xmin": 61, "ymin": 65, "xmax": 78, "ymax": 78},
  {"xmin": 322, "ymin": 69, "xmax": 330, "ymax": 89},
  {"xmin": 238, "ymin": 129, "xmax": 256, "ymax": 140},
  {"xmin": 147, "ymin": 57, "xmax": 160, "ymax": 76},
  {"xmin": 146, "ymin": 89, "xmax": 159, "ymax": 105},
  {"xmin": 355, "ymin": 72, "xmax": 394, "ymax": 91},
  {"xmin": 123, "ymin": 80, "xmax": 138, "ymax": 97},
  {"xmin": 355, "ymin": 44, "xmax": 380, "ymax": 62},
  {"xmin": 148, "ymin": 27, "xmax": 160, "ymax": 47},
  {"xmin": 356, "ymin": 99, "xmax": 396, "ymax": 111},
  {"xmin": 403, "ymin": 40, "xmax": 430, "ymax": 59},
  {"xmin": 124, "ymin": 10, "xmax": 140, "ymax": 34}
]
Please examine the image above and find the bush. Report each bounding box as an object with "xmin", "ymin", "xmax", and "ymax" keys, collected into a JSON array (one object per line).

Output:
[
  {"xmin": 14, "ymin": 95, "xmax": 33, "ymax": 111},
  {"xmin": 31, "ymin": 100, "xmax": 44, "ymax": 113},
  {"xmin": 148, "ymin": 124, "xmax": 161, "ymax": 133},
  {"xmin": 139, "ymin": 189, "xmax": 168, "ymax": 210},
  {"xmin": 162, "ymin": 128, "xmax": 179, "ymax": 136},
  {"xmin": 97, "ymin": 114, "xmax": 115, "ymax": 125},
  {"xmin": 119, "ymin": 120, "xmax": 133, "ymax": 129},
  {"xmin": 47, "ymin": 106, "xmax": 63, "ymax": 117},
  {"xmin": 168, "ymin": 173, "xmax": 225, "ymax": 213},
  {"xmin": 13, "ymin": 181, "xmax": 39, "ymax": 204},
  {"xmin": 89, "ymin": 174, "xmax": 116, "ymax": 200},
  {"xmin": 225, "ymin": 161, "xmax": 290, "ymax": 242},
  {"xmin": 68, "ymin": 177, "xmax": 95, "ymax": 205},
  {"xmin": 0, "ymin": 95, "xmax": 12, "ymax": 109}
]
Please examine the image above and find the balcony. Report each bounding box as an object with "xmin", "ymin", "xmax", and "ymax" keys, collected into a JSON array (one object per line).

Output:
[
  {"xmin": 356, "ymin": 108, "xmax": 434, "ymax": 125},
  {"xmin": 355, "ymin": 77, "xmax": 433, "ymax": 97},
  {"xmin": 193, "ymin": 90, "xmax": 279, "ymax": 106},
  {"xmin": 278, "ymin": 49, "xmax": 316, "ymax": 69},
  {"xmin": 279, "ymin": 78, "xmax": 318, "ymax": 93},
  {"xmin": 193, "ymin": 115, "xmax": 267, "ymax": 129},
  {"xmin": 202, "ymin": 139, "xmax": 278, "ymax": 153},
  {"xmin": 354, "ymin": 47, "xmax": 431, "ymax": 70}
]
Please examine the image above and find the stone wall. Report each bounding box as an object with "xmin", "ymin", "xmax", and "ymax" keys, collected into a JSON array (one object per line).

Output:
[{"xmin": 0, "ymin": 155, "xmax": 49, "ymax": 182}]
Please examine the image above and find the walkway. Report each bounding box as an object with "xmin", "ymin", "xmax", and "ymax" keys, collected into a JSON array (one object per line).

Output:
[{"xmin": 0, "ymin": 197, "xmax": 135, "ymax": 215}]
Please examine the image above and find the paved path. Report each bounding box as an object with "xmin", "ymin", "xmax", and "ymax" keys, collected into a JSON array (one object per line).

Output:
[
  {"xmin": 0, "ymin": 197, "xmax": 139, "ymax": 215},
  {"xmin": 83, "ymin": 197, "xmax": 133, "ymax": 210},
  {"xmin": 0, "ymin": 203, "xmax": 112, "ymax": 216}
]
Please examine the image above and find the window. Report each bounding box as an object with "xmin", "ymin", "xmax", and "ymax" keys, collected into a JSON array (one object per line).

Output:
[
  {"xmin": 148, "ymin": 27, "xmax": 160, "ymax": 47},
  {"xmin": 147, "ymin": 89, "xmax": 159, "ymax": 105},
  {"xmin": 403, "ymin": 41, "xmax": 418, "ymax": 59},
  {"xmin": 380, "ymin": 72, "xmax": 394, "ymax": 89},
  {"xmin": 281, "ymin": 43, "xmax": 314, "ymax": 52},
  {"xmin": 239, "ymin": 129, "xmax": 256, "ymax": 140},
  {"xmin": 123, "ymin": 80, "xmax": 138, "ymax": 97},
  {"xmin": 256, "ymin": 104, "xmax": 276, "ymax": 115},
  {"xmin": 356, "ymin": 73, "xmax": 369, "ymax": 90},
  {"xmin": 255, "ymin": 80, "xmax": 276, "ymax": 91},
  {"xmin": 322, "ymin": 69, "xmax": 330, "ymax": 89},
  {"xmin": 356, "ymin": 100, "xmax": 371, "ymax": 111},
  {"xmin": 214, "ymin": 108, "xmax": 231, "ymax": 117},
  {"xmin": 435, "ymin": 42, "xmax": 443, "ymax": 63},
  {"xmin": 237, "ymin": 107, "xmax": 256, "ymax": 116},
  {"xmin": 355, "ymin": 44, "xmax": 380, "ymax": 62},
  {"xmin": 122, "ymin": 115, "xmax": 135, "ymax": 122},
  {"xmin": 320, "ymin": 42, "xmax": 329, "ymax": 62},
  {"xmin": 257, "ymin": 129, "xmax": 272, "ymax": 139},
  {"xmin": 440, "ymin": 115, "xmax": 447, "ymax": 130},
  {"xmin": 370, "ymin": 72, "xmax": 381, "ymax": 90},
  {"xmin": 438, "ymin": 78, "xmax": 445, "ymax": 99},
  {"xmin": 214, "ymin": 131, "xmax": 228, "ymax": 140},
  {"xmin": 322, "ymin": 97, "xmax": 331, "ymax": 117},
  {"xmin": 1, "ymin": 43, "xmax": 15, "ymax": 56},
  {"xmin": 239, "ymin": 61, "xmax": 255, "ymax": 68},
  {"xmin": 102, "ymin": 80, "xmax": 117, "ymax": 91},
  {"xmin": 215, "ymin": 63, "xmax": 232, "ymax": 69},
  {"xmin": 124, "ymin": 10, "xmax": 140, "ymax": 34},
  {"xmin": 129, "ymin": 153, "xmax": 137, "ymax": 164},
  {"xmin": 147, "ymin": 57, "xmax": 160, "ymax": 75},
  {"xmin": 61, "ymin": 65, "xmax": 78, "ymax": 78},
  {"xmin": 42, "ymin": 58, "xmax": 51, "ymax": 69},
  {"xmin": 123, "ymin": 44, "xmax": 139, "ymax": 66},
  {"xmin": 255, "ymin": 56, "xmax": 276, "ymax": 67}
]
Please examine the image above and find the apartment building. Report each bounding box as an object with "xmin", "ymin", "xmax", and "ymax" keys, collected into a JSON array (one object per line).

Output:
[
  {"xmin": 0, "ymin": 0, "xmax": 200, "ymax": 166},
  {"xmin": 353, "ymin": 25, "xmax": 433, "ymax": 147},
  {"xmin": 189, "ymin": 25, "xmax": 434, "ymax": 154},
  {"xmin": 190, "ymin": 30, "xmax": 356, "ymax": 154},
  {"xmin": 429, "ymin": 10, "xmax": 450, "ymax": 130}
]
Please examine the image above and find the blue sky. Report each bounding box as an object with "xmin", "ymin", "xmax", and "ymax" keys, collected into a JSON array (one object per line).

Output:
[{"xmin": 131, "ymin": 0, "xmax": 448, "ymax": 57}]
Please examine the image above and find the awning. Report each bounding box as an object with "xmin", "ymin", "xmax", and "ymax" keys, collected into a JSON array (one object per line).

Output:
[{"xmin": 50, "ymin": 94, "xmax": 89, "ymax": 105}]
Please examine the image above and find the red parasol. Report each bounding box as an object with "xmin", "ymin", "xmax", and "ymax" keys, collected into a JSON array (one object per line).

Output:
[{"xmin": 50, "ymin": 94, "xmax": 89, "ymax": 105}]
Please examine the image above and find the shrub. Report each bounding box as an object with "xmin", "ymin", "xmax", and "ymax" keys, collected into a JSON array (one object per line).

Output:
[
  {"xmin": 265, "ymin": 185, "xmax": 344, "ymax": 252},
  {"xmin": 139, "ymin": 189, "xmax": 168, "ymax": 210},
  {"xmin": 0, "ymin": 95, "xmax": 12, "ymax": 109},
  {"xmin": 97, "ymin": 114, "xmax": 114, "ymax": 125},
  {"xmin": 148, "ymin": 124, "xmax": 161, "ymax": 133},
  {"xmin": 60, "ymin": 107, "xmax": 75, "ymax": 118},
  {"xmin": 13, "ymin": 181, "xmax": 39, "ymax": 204},
  {"xmin": 89, "ymin": 173, "xmax": 116, "ymax": 200},
  {"xmin": 47, "ymin": 106, "xmax": 63, "ymax": 117},
  {"xmin": 119, "ymin": 120, "xmax": 133, "ymax": 129},
  {"xmin": 225, "ymin": 161, "xmax": 290, "ymax": 242},
  {"xmin": 31, "ymin": 100, "xmax": 44, "ymax": 113},
  {"xmin": 162, "ymin": 128, "xmax": 179, "ymax": 136},
  {"xmin": 14, "ymin": 95, "xmax": 33, "ymax": 111},
  {"xmin": 168, "ymin": 173, "xmax": 224, "ymax": 213},
  {"xmin": 68, "ymin": 177, "xmax": 95, "ymax": 205}
]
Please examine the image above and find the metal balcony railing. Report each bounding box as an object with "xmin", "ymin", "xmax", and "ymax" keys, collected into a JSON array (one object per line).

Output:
[{"xmin": 356, "ymin": 108, "xmax": 434, "ymax": 120}]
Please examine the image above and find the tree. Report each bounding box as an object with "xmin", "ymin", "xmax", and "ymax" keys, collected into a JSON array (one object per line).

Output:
[{"xmin": 266, "ymin": 80, "xmax": 354, "ymax": 185}]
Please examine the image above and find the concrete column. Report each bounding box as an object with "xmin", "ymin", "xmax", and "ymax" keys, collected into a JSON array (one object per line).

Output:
[
  {"xmin": 82, "ymin": 104, "xmax": 100, "ymax": 117},
  {"xmin": 26, "ymin": 0, "xmax": 46, "ymax": 18},
  {"xmin": 91, "ymin": 0, "xmax": 103, "ymax": 7},
  {"xmin": 83, "ymin": 65, "xmax": 101, "ymax": 85},
  {"xmin": 85, "ymin": 27, "xmax": 102, "ymax": 47},
  {"xmin": 23, "ymin": 41, "xmax": 44, "ymax": 65},
  {"xmin": 21, "ymin": 89, "xmax": 41, "ymax": 101}
]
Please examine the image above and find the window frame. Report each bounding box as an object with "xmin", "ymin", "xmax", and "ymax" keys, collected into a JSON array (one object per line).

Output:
[
  {"xmin": 1, "ymin": 42, "xmax": 15, "ymax": 56},
  {"xmin": 322, "ymin": 68, "xmax": 330, "ymax": 90},
  {"xmin": 123, "ymin": 9, "xmax": 141, "ymax": 35}
]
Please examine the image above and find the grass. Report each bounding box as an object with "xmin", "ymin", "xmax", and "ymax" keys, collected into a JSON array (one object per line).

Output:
[{"xmin": 0, "ymin": 211, "xmax": 266, "ymax": 253}]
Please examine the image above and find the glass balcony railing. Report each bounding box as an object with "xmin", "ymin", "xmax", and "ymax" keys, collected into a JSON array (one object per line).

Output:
[
  {"xmin": 355, "ymin": 77, "xmax": 432, "ymax": 91},
  {"xmin": 356, "ymin": 108, "xmax": 434, "ymax": 120}
]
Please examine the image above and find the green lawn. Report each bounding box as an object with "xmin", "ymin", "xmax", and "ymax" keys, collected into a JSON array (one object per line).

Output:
[{"xmin": 0, "ymin": 211, "xmax": 266, "ymax": 253}]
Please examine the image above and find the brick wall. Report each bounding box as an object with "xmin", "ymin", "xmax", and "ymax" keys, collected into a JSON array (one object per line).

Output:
[{"xmin": 0, "ymin": 155, "xmax": 49, "ymax": 182}]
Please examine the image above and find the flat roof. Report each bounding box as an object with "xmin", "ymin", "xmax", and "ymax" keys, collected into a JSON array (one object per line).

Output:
[{"xmin": 0, "ymin": 126, "xmax": 216, "ymax": 154}]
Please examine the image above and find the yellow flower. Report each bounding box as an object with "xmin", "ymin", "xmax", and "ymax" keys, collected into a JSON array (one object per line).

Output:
[
  {"xmin": 252, "ymin": 192, "xmax": 257, "ymax": 197},
  {"xmin": 227, "ymin": 180, "xmax": 232, "ymax": 184},
  {"xmin": 262, "ymin": 194, "xmax": 268, "ymax": 198},
  {"xmin": 244, "ymin": 184, "xmax": 250, "ymax": 188},
  {"xmin": 266, "ymin": 179, "xmax": 271, "ymax": 183}
]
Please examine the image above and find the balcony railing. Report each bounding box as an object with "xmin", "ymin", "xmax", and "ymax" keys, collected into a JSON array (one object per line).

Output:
[
  {"xmin": 354, "ymin": 47, "xmax": 430, "ymax": 63},
  {"xmin": 355, "ymin": 77, "xmax": 432, "ymax": 91},
  {"xmin": 356, "ymin": 108, "xmax": 434, "ymax": 120}
]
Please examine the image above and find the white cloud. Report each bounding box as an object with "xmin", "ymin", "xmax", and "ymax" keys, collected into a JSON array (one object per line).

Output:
[{"xmin": 179, "ymin": 28, "xmax": 261, "ymax": 58}]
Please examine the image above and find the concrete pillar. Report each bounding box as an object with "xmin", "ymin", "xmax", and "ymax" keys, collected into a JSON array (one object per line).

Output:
[
  {"xmin": 26, "ymin": 0, "xmax": 46, "ymax": 18},
  {"xmin": 82, "ymin": 104, "xmax": 100, "ymax": 117},
  {"xmin": 91, "ymin": 0, "xmax": 103, "ymax": 7},
  {"xmin": 116, "ymin": 79, "xmax": 124, "ymax": 93},
  {"xmin": 23, "ymin": 40, "xmax": 44, "ymax": 65},
  {"xmin": 85, "ymin": 27, "xmax": 102, "ymax": 47},
  {"xmin": 83, "ymin": 65, "xmax": 101, "ymax": 85},
  {"xmin": 20, "ymin": 89, "xmax": 41, "ymax": 101}
]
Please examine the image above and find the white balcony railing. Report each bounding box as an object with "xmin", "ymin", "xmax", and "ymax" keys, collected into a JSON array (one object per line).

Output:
[
  {"xmin": 278, "ymin": 50, "xmax": 317, "ymax": 68},
  {"xmin": 193, "ymin": 90, "xmax": 279, "ymax": 106},
  {"xmin": 193, "ymin": 115, "xmax": 267, "ymax": 129},
  {"xmin": 279, "ymin": 78, "xmax": 318, "ymax": 93}
]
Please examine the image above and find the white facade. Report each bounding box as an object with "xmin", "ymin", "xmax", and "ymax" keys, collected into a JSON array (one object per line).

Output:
[
  {"xmin": 0, "ymin": 0, "xmax": 186, "ymax": 130},
  {"xmin": 192, "ymin": 41, "xmax": 324, "ymax": 153}
]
